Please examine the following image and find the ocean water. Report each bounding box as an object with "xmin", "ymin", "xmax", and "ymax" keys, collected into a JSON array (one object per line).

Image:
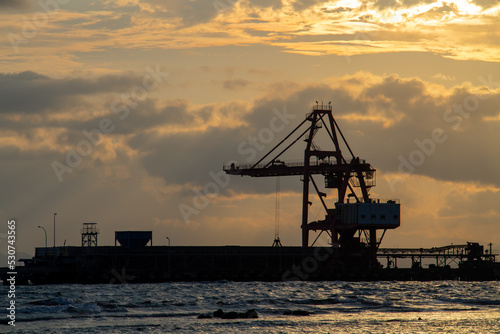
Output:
[{"xmin": 1, "ymin": 281, "xmax": 499, "ymax": 333}]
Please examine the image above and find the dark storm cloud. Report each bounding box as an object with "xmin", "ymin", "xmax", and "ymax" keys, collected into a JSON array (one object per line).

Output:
[{"xmin": 0, "ymin": 71, "xmax": 146, "ymax": 114}]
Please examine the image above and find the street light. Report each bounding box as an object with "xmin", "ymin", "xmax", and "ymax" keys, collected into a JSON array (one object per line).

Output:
[
  {"xmin": 53, "ymin": 212, "xmax": 57, "ymax": 247},
  {"xmin": 38, "ymin": 226, "xmax": 47, "ymax": 257},
  {"xmin": 38, "ymin": 226, "xmax": 47, "ymax": 248},
  {"xmin": 166, "ymin": 237, "xmax": 171, "ymax": 272}
]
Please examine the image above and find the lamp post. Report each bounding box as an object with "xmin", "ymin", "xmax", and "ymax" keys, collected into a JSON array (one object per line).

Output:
[
  {"xmin": 38, "ymin": 226, "xmax": 47, "ymax": 257},
  {"xmin": 53, "ymin": 212, "xmax": 57, "ymax": 247},
  {"xmin": 166, "ymin": 237, "xmax": 171, "ymax": 272}
]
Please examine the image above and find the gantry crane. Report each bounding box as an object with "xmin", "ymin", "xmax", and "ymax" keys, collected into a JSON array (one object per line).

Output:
[{"xmin": 224, "ymin": 103, "xmax": 400, "ymax": 267}]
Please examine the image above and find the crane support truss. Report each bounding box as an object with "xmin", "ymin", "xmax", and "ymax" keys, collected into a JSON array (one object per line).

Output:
[{"xmin": 223, "ymin": 103, "xmax": 400, "ymax": 266}]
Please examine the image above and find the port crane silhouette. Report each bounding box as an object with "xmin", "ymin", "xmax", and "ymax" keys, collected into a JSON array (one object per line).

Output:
[{"xmin": 224, "ymin": 102, "xmax": 400, "ymax": 268}]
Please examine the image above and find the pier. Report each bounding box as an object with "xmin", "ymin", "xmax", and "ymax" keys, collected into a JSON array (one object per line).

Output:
[{"xmin": 2, "ymin": 241, "xmax": 498, "ymax": 285}]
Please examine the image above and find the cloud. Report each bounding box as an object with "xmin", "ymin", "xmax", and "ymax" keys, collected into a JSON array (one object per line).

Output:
[
  {"xmin": 76, "ymin": 13, "xmax": 133, "ymax": 30},
  {"xmin": 321, "ymin": 6, "xmax": 354, "ymax": 14},
  {"xmin": 120, "ymin": 73, "xmax": 500, "ymax": 194},
  {"xmin": 291, "ymin": 0, "xmax": 323, "ymax": 11},
  {"xmin": 439, "ymin": 186, "xmax": 500, "ymax": 218},
  {"xmin": 248, "ymin": 0, "xmax": 283, "ymax": 9},
  {"xmin": 2, "ymin": 69, "xmax": 500, "ymax": 254},
  {"xmin": 3, "ymin": 70, "xmax": 499, "ymax": 190},
  {"xmin": 222, "ymin": 78, "xmax": 251, "ymax": 90},
  {"xmin": 470, "ymin": 0, "xmax": 500, "ymax": 9},
  {"xmin": 399, "ymin": 0, "xmax": 435, "ymax": 7},
  {"xmin": 142, "ymin": 0, "xmax": 236, "ymax": 26},
  {"xmin": 376, "ymin": 173, "xmax": 500, "ymax": 248},
  {"xmin": 0, "ymin": 71, "xmax": 146, "ymax": 114},
  {"xmin": 414, "ymin": 2, "xmax": 460, "ymax": 19},
  {"xmin": 0, "ymin": 0, "xmax": 29, "ymax": 9},
  {"xmin": 2, "ymin": 0, "xmax": 498, "ymax": 72},
  {"xmin": 373, "ymin": 0, "xmax": 401, "ymax": 10},
  {"xmin": 2, "ymin": 0, "xmax": 499, "ymax": 255},
  {"xmin": 432, "ymin": 73, "xmax": 456, "ymax": 81}
]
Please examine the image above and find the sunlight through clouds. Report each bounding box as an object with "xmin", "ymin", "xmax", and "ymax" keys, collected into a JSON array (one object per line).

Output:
[
  {"xmin": 2, "ymin": 0, "xmax": 500, "ymax": 75},
  {"xmin": 1, "ymin": 0, "xmax": 499, "ymax": 253}
]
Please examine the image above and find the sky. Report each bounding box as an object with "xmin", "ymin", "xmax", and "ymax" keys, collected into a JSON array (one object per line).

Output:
[{"xmin": 1, "ymin": 0, "xmax": 499, "ymax": 258}]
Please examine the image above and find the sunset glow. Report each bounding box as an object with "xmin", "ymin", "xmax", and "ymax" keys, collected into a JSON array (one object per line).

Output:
[{"xmin": 1, "ymin": 0, "xmax": 499, "ymax": 257}]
